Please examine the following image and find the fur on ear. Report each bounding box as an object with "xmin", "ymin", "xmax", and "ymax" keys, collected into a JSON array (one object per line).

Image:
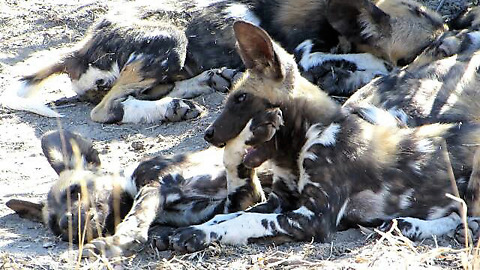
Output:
[
  {"xmin": 326, "ymin": 0, "xmax": 391, "ymax": 44},
  {"xmin": 6, "ymin": 199, "xmax": 45, "ymax": 223},
  {"xmin": 41, "ymin": 130, "xmax": 101, "ymax": 175},
  {"xmin": 233, "ymin": 21, "xmax": 285, "ymax": 80}
]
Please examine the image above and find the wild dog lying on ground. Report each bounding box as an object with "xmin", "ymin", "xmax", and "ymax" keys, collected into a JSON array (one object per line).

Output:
[
  {"xmin": 2, "ymin": 0, "xmax": 248, "ymax": 124},
  {"xmin": 1, "ymin": 0, "xmax": 448, "ymax": 122},
  {"xmin": 7, "ymin": 107, "xmax": 282, "ymax": 257},
  {"xmin": 343, "ymin": 6, "xmax": 480, "ymax": 127},
  {"xmin": 164, "ymin": 21, "xmax": 480, "ymax": 253}
]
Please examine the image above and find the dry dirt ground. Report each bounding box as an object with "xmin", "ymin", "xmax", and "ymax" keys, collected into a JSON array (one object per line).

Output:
[{"xmin": 0, "ymin": 0, "xmax": 478, "ymax": 269}]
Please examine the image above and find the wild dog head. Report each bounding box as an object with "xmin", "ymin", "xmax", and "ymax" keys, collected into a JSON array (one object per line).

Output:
[
  {"xmin": 7, "ymin": 130, "xmax": 133, "ymax": 243},
  {"xmin": 205, "ymin": 21, "xmax": 339, "ymax": 147},
  {"xmin": 327, "ymin": 0, "xmax": 447, "ymax": 66}
]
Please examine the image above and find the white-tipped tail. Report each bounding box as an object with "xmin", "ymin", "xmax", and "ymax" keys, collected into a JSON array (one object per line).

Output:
[{"xmin": 1, "ymin": 79, "xmax": 63, "ymax": 118}]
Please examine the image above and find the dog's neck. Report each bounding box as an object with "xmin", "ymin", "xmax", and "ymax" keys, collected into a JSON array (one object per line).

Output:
[{"xmin": 271, "ymin": 89, "xmax": 347, "ymax": 176}]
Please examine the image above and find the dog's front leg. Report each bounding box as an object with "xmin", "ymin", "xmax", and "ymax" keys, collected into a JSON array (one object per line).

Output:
[
  {"xmin": 167, "ymin": 68, "xmax": 242, "ymax": 98},
  {"xmin": 82, "ymin": 183, "xmax": 161, "ymax": 258},
  {"xmin": 170, "ymin": 203, "xmax": 338, "ymax": 253}
]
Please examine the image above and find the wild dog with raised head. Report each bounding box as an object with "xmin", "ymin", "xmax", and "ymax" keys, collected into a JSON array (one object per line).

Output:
[
  {"xmin": 7, "ymin": 108, "xmax": 281, "ymax": 257},
  {"xmin": 167, "ymin": 21, "xmax": 480, "ymax": 253}
]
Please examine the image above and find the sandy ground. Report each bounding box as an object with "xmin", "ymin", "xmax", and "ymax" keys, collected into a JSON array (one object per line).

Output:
[{"xmin": 0, "ymin": 0, "xmax": 477, "ymax": 269}]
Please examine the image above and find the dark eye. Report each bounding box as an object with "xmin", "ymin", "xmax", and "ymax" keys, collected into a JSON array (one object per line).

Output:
[{"xmin": 235, "ymin": 93, "xmax": 247, "ymax": 103}]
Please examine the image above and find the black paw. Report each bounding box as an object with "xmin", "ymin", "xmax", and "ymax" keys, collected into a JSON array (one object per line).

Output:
[
  {"xmin": 165, "ymin": 99, "xmax": 202, "ymax": 122},
  {"xmin": 380, "ymin": 218, "xmax": 419, "ymax": 240},
  {"xmin": 455, "ymin": 219, "xmax": 480, "ymax": 245},
  {"xmin": 149, "ymin": 225, "xmax": 176, "ymax": 251},
  {"xmin": 207, "ymin": 68, "xmax": 243, "ymax": 93},
  {"xmin": 170, "ymin": 226, "xmax": 209, "ymax": 253}
]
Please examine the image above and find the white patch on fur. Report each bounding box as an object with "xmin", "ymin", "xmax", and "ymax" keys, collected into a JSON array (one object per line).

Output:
[
  {"xmin": 121, "ymin": 96, "xmax": 172, "ymax": 123},
  {"xmin": 1, "ymin": 79, "xmax": 62, "ymax": 117},
  {"xmin": 223, "ymin": 120, "xmax": 256, "ymax": 193},
  {"xmin": 467, "ymin": 31, "xmax": 480, "ymax": 48},
  {"xmin": 48, "ymin": 147, "xmax": 65, "ymax": 164},
  {"xmin": 193, "ymin": 212, "xmax": 286, "ymax": 245},
  {"xmin": 456, "ymin": 177, "xmax": 467, "ymax": 185},
  {"xmin": 202, "ymin": 212, "xmax": 244, "ymax": 226},
  {"xmin": 293, "ymin": 206, "xmax": 315, "ymax": 219},
  {"xmin": 143, "ymin": 30, "xmax": 171, "ymax": 39},
  {"xmin": 387, "ymin": 107, "xmax": 408, "ymax": 125},
  {"xmin": 398, "ymin": 189, "xmax": 414, "ymax": 210},
  {"xmin": 416, "ymin": 139, "xmax": 435, "ymax": 154},
  {"xmin": 303, "ymin": 152, "xmax": 318, "ymax": 161},
  {"xmin": 224, "ymin": 3, "xmax": 261, "ymax": 26},
  {"xmin": 336, "ymin": 199, "xmax": 349, "ymax": 226},
  {"xmin": 122, "ymin": 164, "xmax": 139, "ymax": 198},
  {"xmin": 71, "ymin": 63, "xmax": 120, "ymax": 95},
  {"xmin": 358, "ymin": 105, "xmax": 401, "ymax": 127},
  {"xmin": 297, "ymin": 123, "xmax": 339, "ymax": 193},
  {"xmin": 165, "ymin": 193, "xmax": 181, "ymax": 204},
  {"xmin": 396, "ymin": 212, "xmax": 461, "ymax": 239},
  {"xmin": 296, "ymin": 40, "xmax": 388, "ymax": 72},
  {"xmin": 121, "ymin": 96, "xmax": 201, "ymax": 124},
  {"xmin": 319, "ymin": 123, "xmax": 340, "ymax": 146},
  {"xmin": 295, "ymin": 39, "xmax": 389, "ymax": 91}
]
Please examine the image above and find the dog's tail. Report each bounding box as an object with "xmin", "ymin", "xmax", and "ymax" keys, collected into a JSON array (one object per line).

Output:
[
  {"xmin": 41, "ymin": 129, "xmax": 101, "ymax": 175},
  {"xmin": 2, "ymin": 61, "xmax": 67, "ymax": 117}
]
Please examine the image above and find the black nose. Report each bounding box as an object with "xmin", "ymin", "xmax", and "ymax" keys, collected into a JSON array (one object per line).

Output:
[{"xmin": 204, "ymin": 126, "xmax": 215, "ymax": 143}]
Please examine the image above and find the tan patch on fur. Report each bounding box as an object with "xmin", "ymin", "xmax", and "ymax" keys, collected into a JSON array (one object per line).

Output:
[
  {"xmin": 90, "ymin": 59, "xmax": 156, "ymax": 122},
  {"xmin": 275, "ymin": 0, "xmax": 327, "ymax": 30},
  {"xmin": 362, "ymin": 124, "xmax": 401, "ymax": 166}
]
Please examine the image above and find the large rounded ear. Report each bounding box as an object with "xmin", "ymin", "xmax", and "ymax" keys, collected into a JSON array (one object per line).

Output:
[
  {"xmin": 327, "ymin": 0, "xmax": 391, "ymax": 44},
  {"xmin": 41, "ymin": 130, "xmax": 101, "ymax": 175},
  {"xmin": 6, "ymin": 199, "xmax": 45, "ymax": 223},
  {"xmin": 233, "ymin": 21, "xmax": 285, "ymax": 80}
]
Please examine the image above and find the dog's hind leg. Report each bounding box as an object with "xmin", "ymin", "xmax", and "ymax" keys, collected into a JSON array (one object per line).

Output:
[{"xmin": 380, "ymin": 213, "xmax": 462, "ymax": 241}]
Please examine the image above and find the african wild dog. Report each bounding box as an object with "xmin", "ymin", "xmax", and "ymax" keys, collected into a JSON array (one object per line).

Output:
[
  {"xmin": 7, "ymin": 107, "xmax": 282, "ymax": 257},
  {"xmin": 2, "ymin": 0, "xmax": 250, "ymax": 124},
  {"xmin": 343, "ymin": 7, "xmax": 480, "ymax": 127},
  {"xmin": 290, "ymin": 0, "xmax": 447, "ymax": 96},
  {"xmin": 163, "ymin": 21, "xmax": 480, "ymax": 253}
]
